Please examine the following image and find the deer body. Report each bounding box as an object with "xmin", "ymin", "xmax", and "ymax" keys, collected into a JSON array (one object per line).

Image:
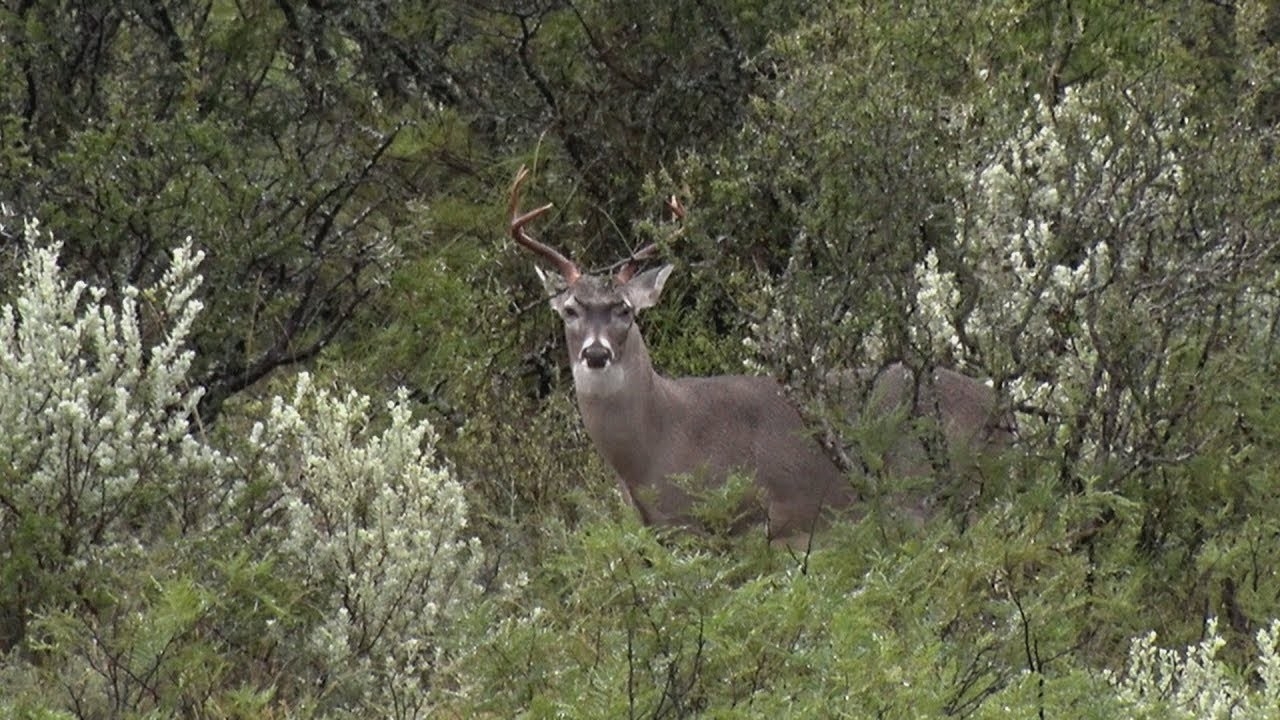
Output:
[
  {"xmin": 575, "ymin": 342, "xmax": 854, "ymax": 536},
  {"xmin": 507, "ymin": 166, "xmax": 1009, "ymax": 543}
]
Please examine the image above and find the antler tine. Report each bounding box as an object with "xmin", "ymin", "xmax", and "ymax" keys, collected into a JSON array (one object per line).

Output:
[
  {"xmin": 614, "ymin": 243, "xmax": 657, "ymax": 283},
  {"xmin": 615, "ymin": 192, "xmax": 686, "ymax": 283},
  {"xmin": 664, "ymin": 194, "xmax": 685, "ymax": 222},
  {"xmin": 508, "ymin": 165, "xmax": 580, "ymax": 283}
]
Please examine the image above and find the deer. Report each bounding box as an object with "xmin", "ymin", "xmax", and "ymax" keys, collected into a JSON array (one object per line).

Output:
[{"xmin": 507, "ymin": 166, "xmax": 1012, "ymax": 546}]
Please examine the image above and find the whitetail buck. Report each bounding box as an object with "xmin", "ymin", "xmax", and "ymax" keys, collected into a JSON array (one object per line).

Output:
[{"xmin": 507, "ymin": 166, "xmax": 1011, "ymax": 544}]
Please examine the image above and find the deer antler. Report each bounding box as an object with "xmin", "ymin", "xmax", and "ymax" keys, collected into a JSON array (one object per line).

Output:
[
  {"xmin": 509, "ymin": 165, "xmax": 580, "ymax": 284},
  {"xmin": 615, "ymin": 194, "xmax": 685, "ymax": 283},
  {"xmin": 615, "ymin": 244, "xmax": 658, "ymax": 284},
  {"xmin": 664, "ymin": 194, "xmax": 685, "ymax": 222}
]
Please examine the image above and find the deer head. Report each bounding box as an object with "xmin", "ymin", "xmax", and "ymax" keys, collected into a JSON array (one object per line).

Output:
[{"xmin": 508, "ymin": 166, "xmax": 677, "ymax": 399}]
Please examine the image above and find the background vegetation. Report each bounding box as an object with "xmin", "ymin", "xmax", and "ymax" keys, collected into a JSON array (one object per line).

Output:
[{"xmin": 2, "ymin": 0, "xmax": 1279, "ymax": 717}]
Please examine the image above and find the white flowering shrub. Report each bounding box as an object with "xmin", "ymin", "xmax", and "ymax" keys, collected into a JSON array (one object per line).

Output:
[
  {"xmin": 910, "ymin": 248, "xmax": 963, "ymax": 360},
  {"xmin": 733, "ymin": 10, "xmax": 1278, "ymax": 481},
  {"xmin": 0, "ymin": 231, "xmax": 481, "ymax": 718},
  {"xmin": 928, "ymin": 83, "xmax": 1197, "ymax": 411},
  {"xmin": 1108, "ymin": 618, "xmax": 1280, "ymax": 720},
  {"xmin": 0, "ymin": 223, "xmax": 216, "ymax": 649},
  {"xmin": 906, "ymin": 73, "xmax": 1279, "ymax": 479},
  {"xmin": 239, "ymin": 372, "xmax": 481, "ymax": 717},
  {"xmin": 719, "ymin": 12, "xmax": 1277, "ymax": 527}
]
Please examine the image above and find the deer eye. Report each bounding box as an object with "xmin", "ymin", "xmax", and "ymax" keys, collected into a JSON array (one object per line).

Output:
[
  {"xmin": 614, "ymin": 304, "xmax": 633, "ymax": 321},
  {"xmin": 562, "ymin": 305, "xmax": 580, "ymax": 320}
]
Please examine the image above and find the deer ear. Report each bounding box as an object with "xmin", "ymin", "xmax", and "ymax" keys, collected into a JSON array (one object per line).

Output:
[{"xmin": 620, "ymin": 264, "xmax": 673, "ymax": 311}]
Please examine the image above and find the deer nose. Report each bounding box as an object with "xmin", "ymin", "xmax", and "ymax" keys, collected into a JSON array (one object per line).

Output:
[{"xmin": 580, "ymin": 344, "xmax": 613, "ymax": 369}]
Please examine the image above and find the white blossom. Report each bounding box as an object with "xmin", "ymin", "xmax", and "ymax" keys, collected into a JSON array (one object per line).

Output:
[
  {"xmin": 1, "ymin": 227, "xmax": 480, "ymax": 719},
  {"xmin": 0, "ymin": 229, "xmax": 218, "ymax": 556},
  {"xmin": 1107, "ymin": 618, "xmax": 1280, "ymax": 719},
  {"xmin": 244, "ymin": 373, "xmax": 481, "ymax": 716}
]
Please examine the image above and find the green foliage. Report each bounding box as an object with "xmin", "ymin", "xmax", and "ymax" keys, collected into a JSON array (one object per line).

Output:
[
  {"xmin": 0, "ymin": 0, "xmax": 447, "ymax": 421},
  {"xmin": 457, "ymin": 498, "xmax": 1155, "ymax": 718},
  {"xmin": 4, "ymin": 0, "xmax": 1280, "ymax": 716}
]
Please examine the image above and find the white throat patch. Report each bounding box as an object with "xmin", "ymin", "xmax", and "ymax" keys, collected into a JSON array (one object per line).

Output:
[{"xmin": 572, "ymin": 359, "xmax": 629, "ymax": 398}]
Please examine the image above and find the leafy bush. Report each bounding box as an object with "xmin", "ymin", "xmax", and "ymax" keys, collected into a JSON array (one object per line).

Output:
[{"xmin": 456, "ymin": 510, "xmax": 1143, "ymax": 718}]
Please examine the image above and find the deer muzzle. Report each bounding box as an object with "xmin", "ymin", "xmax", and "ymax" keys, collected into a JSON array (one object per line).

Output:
[{"xmin": 580, "ymin": 344, "xmax": 613, "ymax": 369}]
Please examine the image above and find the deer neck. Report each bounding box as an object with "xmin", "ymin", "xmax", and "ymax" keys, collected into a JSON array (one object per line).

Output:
[{"xmin": 571, "ymin": 331, "xmax": 667, "ymax": 483}]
